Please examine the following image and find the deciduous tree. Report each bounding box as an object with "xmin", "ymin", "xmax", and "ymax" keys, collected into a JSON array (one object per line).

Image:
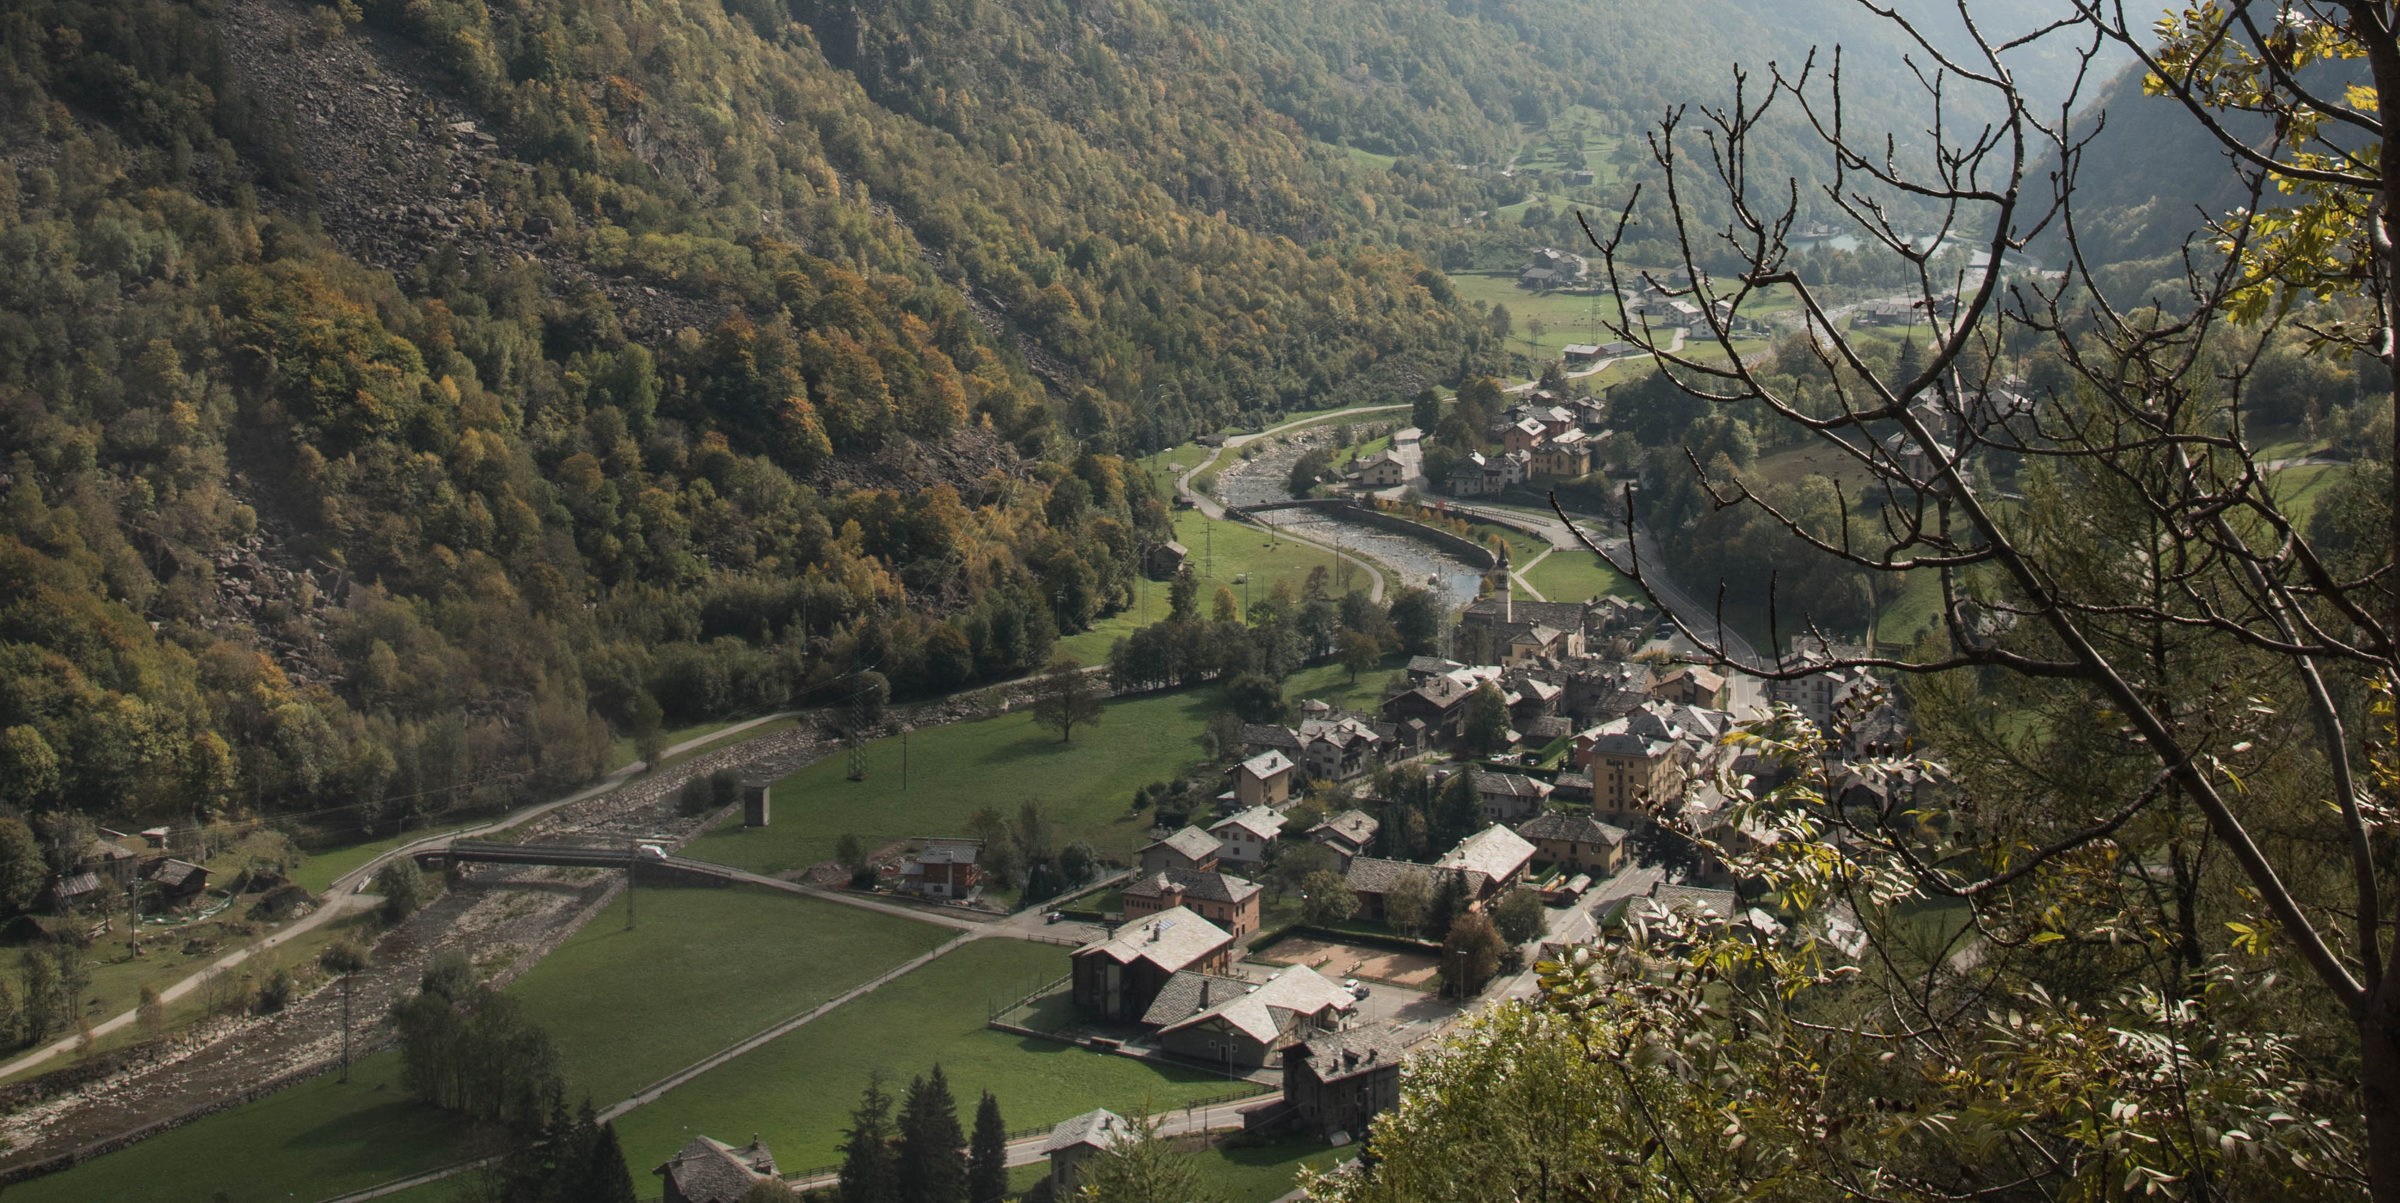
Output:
[{"xmin": 1031, "ymin": 656, "xmax": 1105, "ymax": 743}]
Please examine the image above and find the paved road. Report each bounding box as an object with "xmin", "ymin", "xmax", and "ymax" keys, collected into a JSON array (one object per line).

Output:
[{"xmin": 0, "ymin": 714, "xmax": 804, "ymax": 1086}]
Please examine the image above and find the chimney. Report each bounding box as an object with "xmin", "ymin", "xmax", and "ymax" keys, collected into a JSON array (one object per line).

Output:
[{"xmin": 1199, "ymin": 980, "xmax": 1211, "ymax": 1007}]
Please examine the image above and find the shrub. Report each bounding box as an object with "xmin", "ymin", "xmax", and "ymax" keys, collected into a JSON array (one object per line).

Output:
[{"xmin": 374, "ymin": 860, "xmax": 429, "ymax": 925}]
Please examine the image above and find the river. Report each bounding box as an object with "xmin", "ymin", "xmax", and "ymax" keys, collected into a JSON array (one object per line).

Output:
[{"xmin": 1210, "ymin": 428, "xmax": 1493, "ymax": 613}]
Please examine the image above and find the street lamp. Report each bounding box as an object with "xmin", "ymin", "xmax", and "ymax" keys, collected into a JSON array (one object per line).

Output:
[{"xmin": 1235, "ymin": 573, "xmax": 1248, "ymax": 619}]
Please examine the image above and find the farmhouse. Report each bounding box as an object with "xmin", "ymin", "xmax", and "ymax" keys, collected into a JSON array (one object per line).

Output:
[
  {"xmin": 1515, "ymin": 810, "xmax": 1629, "ymax": 876},
  {"xmin": 1139, "ymin": 826, "xmax": 1222, "ymax": 875},
  {"xmin": 146, "ymin": 858, "xmax": 209, "ymax": 903},
  {"xmin": 1071, "ymin": 907, "xmax": 1238, "ymax": 1021},
  {"xmin": 1471, "ymin": 771, "xmax": 1554, "ymax": 823},
  {"xmin": 1043, "ymin": 1109, "xmax": 1131, "ymax": 1197},
  {"xmin": 1280, "ymin": 1026, "xmax": 1408, "ymax": 1140},
  {"xmin": 1307, "ymin": 810, "xmax": 1379, "ymax": 864},
  {"xmin": 1142, "ymin": 541, "xmax": 1189, "ymax": 580},
  {"xmin": 655, "ymin": 1135, "xmax": 776, "ymax": 1203},
  {"xmin": 1652, "ymin": 664, "xmax": 1727, "ymax": 708},
  {"xmin": 1121, "ymin": 867, "xmax": 1263, "ymax": 939},
  {"xmin": 1209, "ymin": 807, "xmax": 1285, "ymax": 865},
  {"xmin": 1433, "ymin": 825, "xmax": 1539, "ymax": 901},
  {"xmin": 1341, "ymin": 857, "xmax": 1448, "ymax": 924},
  {"xmin": 897, "ymin": 839, "xmax": 980, "ymax": 899},
  {"xmin": 1348, "ymin": 449, "xmax": 1410, "ymax": 488}
]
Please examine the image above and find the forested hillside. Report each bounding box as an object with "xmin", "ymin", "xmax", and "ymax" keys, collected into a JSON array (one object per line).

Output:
[{"xmin": 0, "ymin": 0, "xmax": 1978, "ymax": 845}]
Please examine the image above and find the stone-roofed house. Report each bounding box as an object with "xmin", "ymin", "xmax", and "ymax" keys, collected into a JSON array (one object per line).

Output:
[
  {"xmin": 1240, "ymin": 723, "xmax": 1307, "ymax": 761},
  {"xmin": 1143, "ymin": 541, "xmax": 1189, "ymax": 580},
  {"xmin": 1281, "ymin": 1027, "xmax": 1408, "ymax": 1140},
  {"xmin": 1295, "ymin": 715, "xmax": 1389, "ymax": 781},
  {"xmin": 1234, "ymin": 750, "xmax": 1295, "ymax": 810},
  {"xmin": 1139, "ymin": 970, "xmax": 1259, "ymax": 1028},
  {"xmin": 1433, "ymin": 825, "xmax": 1538, "ymax": 901},
  {"xmin": 656, "ymin": 1135, "xmax": 776, "ymax": 1203},
  {"xmin": 47, "ymin": 872, "xmax": 99, "ymax": 913},
  {"xmin": 146, "ymin": 858, "xmax": 209, "ymax": 903},
  {"xmin": 1653, "ymin": 664, "xmax": 1728, "ymax": 708},
  {"xmin": 1349, "ymin": 449, "xmax": 1410, "ymax": 488},
  {"xmin": 1515, "ymin": 811, "xmax": 1630, "ymax": 876},
  {"xmin": 897, "ymin": 838, "xmax": 980, "ymax": 899},
  {"xmin": 1121, "ymin": 868, "xmax": 1263, "ymax": 939},
  {"xmin": 1043, "ymin": 1109, "xmax": 1130, "ymax": 1196},
  {"xmin": 1072, "ymin": 907, "xmax": 1238, "ymax": 1021},
  {"xmin": 1471, "ymin": 771, "xmax": 1554, "ymax": 823},
  {"xmin": 1307, "ymin": 810, "xmax": 1379, "ymax": 864},
  {"xmin": 1151, "ymin": 964, "xmax": 1357, "ymax": 1070},
  {"xmin": 1140, "ymin": 826, "xmax": 1222, "ymax": 875},
  {"xmin": 1209, "ymin": 807, "xmax": 1286, "ymax": 865},
  {"xmin": 1342, "ymin": 857, "xmax": 1452, "ymax": 924}
]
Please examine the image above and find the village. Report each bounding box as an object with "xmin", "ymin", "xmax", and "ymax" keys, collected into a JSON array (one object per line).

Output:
[{"xmin": 641, "ymin": 563, "xmax": 1912, "ymax": 1202}]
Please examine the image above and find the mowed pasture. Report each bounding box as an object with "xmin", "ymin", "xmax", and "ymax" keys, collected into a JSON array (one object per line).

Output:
[
  {"xmin": 507, "ymin": 884, "xmax": 954, "ymax": 1102},
  {"xmin": 681, "ymin": 684, "xmax": 1232, "ymax": 876},
  {"xmin": 610, "ymin": 940, "xmax": 1237, "ymax": 1176},
  {"xmin": 1, "ymin": 1052, "xmax": 468, "ymax": 1203},
  {"xmin": 8, "ymin": 886, "xmax": 950, "ymax": 1202}
]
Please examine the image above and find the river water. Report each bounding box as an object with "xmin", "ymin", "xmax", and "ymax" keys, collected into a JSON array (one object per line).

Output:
[{"xmin": 1211, "ymin": 430, "xmax": 1493, "ymax": 612}]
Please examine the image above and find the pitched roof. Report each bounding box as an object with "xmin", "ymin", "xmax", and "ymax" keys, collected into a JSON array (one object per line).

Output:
[
  {"xmin": 1241, "ymin": 723, "xmax": 1305, "ymax": 752},
  {"xmin": 1238, "ymin": 750, "xmax": 1295, "ymax": 780},
  {"xmin": 1515, "ymin": 811, "xmax": 1630, "ymax": 846},
  {"xmin": 1138, "ymin": 971, "xmax": 1258, "ymax": 1027},
  {"xmin": 1211, "ymin": 807, "xmax": 1285, "ymax": 841},
  {"xmin": 1435, "ymin": 825, "xmax": 1538, "ymax": 884},
  {"xmin": 1309, "ymin": 810, "xmax": 1379, "ymax": 848},
  {"xmin": 1285, "ymin": 1026, "xmax": 1409, "ymax": 1084},
  {"xmin": 1471, "ymin": 771, "xmax": 1553, "ymax": 801},
  {"xmin": 1043, "ymin": 1108, "xmax": 1131, "ymax": 1155},
  {"xmin": 149, "ymin": 859, "xmax": 206, "ymax": 888},
  {"xmin": 1123, "ymin": 868, "xmax": 1261, "ymax": 907},
  {"xmin": 1158, "ymin": 964, "xmax": 1356, "ymax": 1044},
  {"xmin": 1147, "ymin": 826, "xmax": 1221, "ymax": 864},
  {"xmin": 1073, "ymin": 906, "xmax": 1235, "ymax": 975},
  {"xmin": 654, "ymin": 1136, "xmax": 775, "ymax": 1203},
  {"xmin": 1343, "ymin": 857, "xmax": 1442, "ymax": 895}
]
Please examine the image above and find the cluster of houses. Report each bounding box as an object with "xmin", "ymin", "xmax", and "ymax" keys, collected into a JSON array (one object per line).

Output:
[
  {"xmin": 1343, "ymin": 427, "xmax": 1421, "ymax": 491},
  {"xmin": 48, "ymin": 826, "xmax": 211, "ymax": 916},
  {"xmin": 1444, "ymin": 395, "xmax": 1612, "ymax": 496},
  {"xmin": 1517, "ymin": 246, "xmax": 1588, "ymax": 291}
]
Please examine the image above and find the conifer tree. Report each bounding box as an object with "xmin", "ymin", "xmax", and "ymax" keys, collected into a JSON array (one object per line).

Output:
[
  {"xmin": 968, "ymin": 1090, "xmax": 1008, "ymax": 1203},
  {"xmin": 838, "ymin": 1073, "xmax": 898, "ymax": 1203},
  {"xmin": 896, "ymin": 1065, "xmax": 969, "ymax": 1203}
]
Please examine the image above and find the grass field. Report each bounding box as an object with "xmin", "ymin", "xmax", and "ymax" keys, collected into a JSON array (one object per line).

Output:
[
  {"xmin": 1193, "ymin": 1132, "xmax": 1349, "ymax": 1199},
  {"xmin": 508, "ymin": 885, "xmax": 953, "ymax": 1102},
  {"xmin": 2, "ymin": 1052, "xmax": 469, "ymax": 1203},
  {"xmin": 1521, "ymin": 545, "xmax": 1628, "ymax": 603},
  {"xmin": 1448, "ymin": 271, "xmax": 1621, "ymax": 363},
  {"xmin": 1058, "ymin": 507, "xmax": 1347, "ymax": 664},
  {"xmin": 682, "ymin": 685, "xmax": 1222, "ymax": 874},
  {"xmin": 610, "ymin": 940, "xmax": 1237, "ymax": 1176}
]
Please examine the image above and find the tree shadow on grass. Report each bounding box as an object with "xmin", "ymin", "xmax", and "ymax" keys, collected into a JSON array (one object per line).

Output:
[
  {"xmin": 282, "ymin": 1093, "xmax": 465, "ymax": 1154},
  {"xmin": 977, "ymin": 735, "xmax": 1082, "ymax": 766}
]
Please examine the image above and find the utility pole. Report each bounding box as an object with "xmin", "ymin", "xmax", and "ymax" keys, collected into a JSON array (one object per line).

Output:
[
  {"xmin": 340, "ymin": 971, "xmax": 353, "ymax": 1083},
  {"xmin": 625, "ymin": 847, "xmax": 637, "ymax": 931},
  {"xmin": 902, "ymin": 728, "xmax": 910, "ymax": 795},
  {"xmin": 848, "ymin": 682, "xmax": 870, "ymax": 781}
]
